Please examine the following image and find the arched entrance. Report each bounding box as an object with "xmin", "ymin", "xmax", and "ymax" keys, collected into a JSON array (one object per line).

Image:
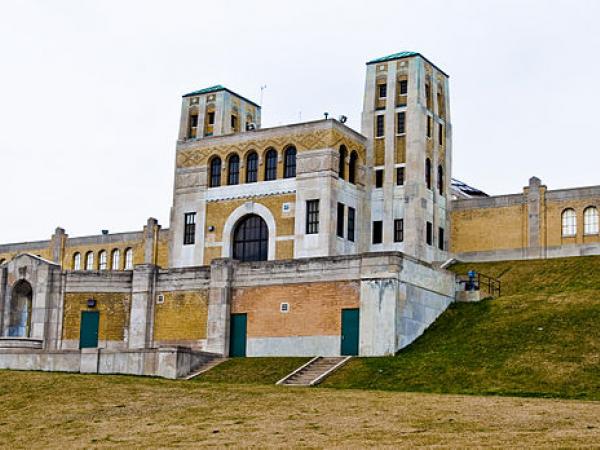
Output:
[
  {"xmin": 8, "ymin": 280, "xmax": 33, "ymax": 337},
  {"xmin": 233, "ymin": 214, "xmax": 268, "ymax": 262}
]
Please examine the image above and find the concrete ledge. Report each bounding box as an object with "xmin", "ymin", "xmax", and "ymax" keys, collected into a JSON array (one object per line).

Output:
[
  {"xmin": 455, "ymin": 291, "xmax": 482, "ymax": 302},
  {"xmin": 0, "ymin": 338, "xmax": 43, "ymax": 349}
]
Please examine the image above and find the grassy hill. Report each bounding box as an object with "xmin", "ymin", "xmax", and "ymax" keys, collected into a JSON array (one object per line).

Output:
[{"xmin": 322, "ymin": 256, "xmax": 600, "ymax": 400}]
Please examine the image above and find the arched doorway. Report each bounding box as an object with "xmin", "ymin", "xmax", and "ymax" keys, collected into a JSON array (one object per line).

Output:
[
  {"xmin": 8, "ymin": 280, "xmax": 33, "ymax": 337},
  {"xmin": 233, "ymin": 214, "xmax": 268, "ymax": 262}
]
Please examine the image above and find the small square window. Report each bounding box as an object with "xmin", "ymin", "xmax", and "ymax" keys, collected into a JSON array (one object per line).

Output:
[
  {"xmin": 396, "ymin": 167, "xmax": 405, "ymax": 186},
  {"xmin": 376, "ymin": 115, "xmax": 385, "ymax": 137},
  {"xmin": 280, "ymin": 302, "xmax": 290, "ymax": 313},
  {"xmin": 378, "ymin": 83, "xmax": 387, "ymax": 98},
  {"xmin": 399, "ymin": 80, "xmax": 408, "ymax": 95}
]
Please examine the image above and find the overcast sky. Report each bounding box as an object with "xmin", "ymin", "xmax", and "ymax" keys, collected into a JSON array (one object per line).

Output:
[{"xmin": 1, "ymin": 0, "xmax": 599, "ymax": 243}]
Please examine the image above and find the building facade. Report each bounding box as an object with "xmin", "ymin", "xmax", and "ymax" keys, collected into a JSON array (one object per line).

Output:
[{"xmin": 0, "ymin": 52, "xmax": 598, "ymax": 377}]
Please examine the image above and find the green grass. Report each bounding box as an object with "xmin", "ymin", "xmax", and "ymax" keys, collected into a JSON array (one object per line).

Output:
[
  {"xmin": 193, "ymin": 357, "xmax": 310, "ymax": 385},
  {"xmin": 323, "ymin": 256, "xmax": 600, "ymax": 400}
]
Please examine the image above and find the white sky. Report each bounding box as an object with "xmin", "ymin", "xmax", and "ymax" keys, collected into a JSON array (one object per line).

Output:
[{"xmin": 1, "ymin": 0, "xmax": 599, "ymax": 243}]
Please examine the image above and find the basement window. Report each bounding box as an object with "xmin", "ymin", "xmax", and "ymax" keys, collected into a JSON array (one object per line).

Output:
[{"xmin": 280, "ymin": 302, "xmax": 290, "ymax": 313}]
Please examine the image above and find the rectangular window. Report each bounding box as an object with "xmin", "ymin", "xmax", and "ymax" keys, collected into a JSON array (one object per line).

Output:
[
  {"xmin": 188, "ymin": 114, "xmax": 198, "ymax": 138},
  {"xmin": 375, "ymin": 169, "xmax": 384, "ymax": 188},
  {"xmin": 396, "ymin": 167, "xmax": 405, "ymax": 186},
  {"xmin": 183, "ymin": 212, "xmax": 196, "ymax": 245},
  {"xmin": 207, "ymin": 111, "xmax": 215, "ymax": 125},
  {"xmin": 438, "ymin": 123, "xmax": 443, "ymax": 144},
  {"xmin": 306, "ymin": 200, "xmax": 320, "ymax": 234},
  {"xmin": 337, "ymin": 202, "xmax": 345, "ymax": 238},
  {"xmin": 426, "ymin": 221, "xmax": 433, "ymax": 246},
  {"xmin": 399, "ymin": 80, "xmax": 408, "ymax": 95},
  {"xmin": 231, "ymin": 115, "xmax": 237, "ymax": 130},
  {"xmin": 397, "ymin": 112, "xmax": 405, "ymax": 134},
  {"xmin": 394, "ymin": 219, "xmax": 404, "ymax": 243},
  {"xmin": 376, "ymin": 115, "xmax": 384, "ymax": 137},
  {"xmin": 372, "ymin": 221, "xmax": 383, "ymax": 244},
  {"xmin": 438, "ymin": 227, "xmax": 445, "ymax": 250},
  {"xmin": 348, "ymin": 207, "xmax": 355, "ymax": 242},
  {"xmin": 378, "ymin": 83, "xmax": 387, "ymax": 98},
  {"xmin": 427, "ymin": 116, "xmax": 432, "ymax": 138},
  {"xmin": 425, "ymin": 83, "xmax": 431, "ymax": 109}
]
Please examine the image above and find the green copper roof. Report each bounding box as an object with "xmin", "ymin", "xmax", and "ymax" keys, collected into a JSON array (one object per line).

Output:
[
  {"xmin": 182, "ymin": 84, "xmax": 260, "ymax": 107},
  {"xmin": 367, "ymin": 51, "xmax": 419, "ymax": 64}
]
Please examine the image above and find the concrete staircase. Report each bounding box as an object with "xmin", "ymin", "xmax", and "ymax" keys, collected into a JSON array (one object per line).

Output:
[
  {"xmin": 276, "ymin": 356, "xmax": 352, "ymax": 386},
  {"xmin": 183, "ymin": 354, "xmax": 227, "ymax": 380}
]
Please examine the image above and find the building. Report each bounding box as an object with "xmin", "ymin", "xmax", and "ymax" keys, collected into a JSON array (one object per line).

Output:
[{"xmin": 0, "ymin": 52, "xmax": 598, "ymax": 378}]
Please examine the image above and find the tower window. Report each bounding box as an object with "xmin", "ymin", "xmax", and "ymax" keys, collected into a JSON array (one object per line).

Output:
[
  {"xmin": 228, "ymin": 154, "xmax": 240, "ymax": 185},
  {"xmin": 372, "ymin": 221, "xmax": 383, "ymax": 244},
  {"xmin": 438, "ymin": 123, "xmax": 443, "ymax": 144},
  {"xmin": 375, "ymin": 169, "xmax": 384, "ymax": 188},
  {"xmin": 184, "ymin": 212, "xmax": 196, "ymax": 245},
  {"xmin": 338, "ymin": 145, "xmax": 347, "ymax": 180},
  {"xmin": 246, "ymin": 152, "xmax": 258, "ymax": 183},
  {"xmin": 394, "ymin": 219, "xmax": 404, "ymax": 243},
  {"xmin": 425, "ymin": 82, "xmax": 432, "ymax": 110},
  {"xmin": 284, "ymin": 146, "xmax": 297, "ymax": 178},
  {"xmin": 437, "ymin": 165, "xmax": 444, "ymax": 195},
  {"xmin": 397, "ymin": 112, "xmax": 406, "ymax": 134},
  {"xmin": 427, "ymin": 116, "xmax": 432, "ymax": 138},
  {"xmin": 376, "ymin": 115, "xmax": 384, "ymax": 137},
  {"xmin": 378, "ymin": 83, "xmax": 387, "ymax": 98},
  {"xmin": 306, "ymin": 200, "xmax": 320, "ymax": 234},
  {"xmin": 396, "ymin": 167, "xmax": 405, "ymax": 186},
  {"xmin": 425, "ymin": 158, "xmax": 432, "ymax": 190},
  {"xmin": 231, "ymin": 115, "xmax": 238, "ymax": 131},
  {"xmin": 426, "ymin": 222, "xmax": 433, "ymax": 245},
  {"xmin": 348, "ymin": 207, "xmax": 355, "ymax": 242},
  {"xmin": 438, "ymin": 227, "xmax": 445, "ymax": 250},
  {"xmin": 207, "ymin": 111, "xmax": 215, "ymax": 125},
  {"xmin": 399, "ymin": 80, "xmax": 408, "ymax": 95},
  {"xmin": 337, "ymin": 203, "xmax": 345, "ymax": 238},
  {"xmin": 209, "ymin": 157, "xmax": 222, "ymax": 187},
  {"xmin": 265, "ymin": 149, "xmax": 278, "ymax": 181},
  {"xmin": 349, "ymin": 151, "xmax": 358, "ymax": 184},
  {"xmin": 188, "ymin": 113, "xmax": 198, "ymax": 139}
]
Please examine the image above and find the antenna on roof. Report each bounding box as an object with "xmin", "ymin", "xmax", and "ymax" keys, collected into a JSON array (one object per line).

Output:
[{"xmin": 259, "ymin": 85, "xmax": 267, "ymax": 105}]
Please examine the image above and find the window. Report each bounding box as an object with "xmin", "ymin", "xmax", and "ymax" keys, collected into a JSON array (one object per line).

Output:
[
  {"xmin": 378, "ymin": 83, "xmax": 387, "ymax": 98},
  {"xmin": 438, "ymin": 227, "xmax": 445, "ymax": 250},
  {"xmin": 306, "ymin": 200, "xmax": 320, "ymax": 234},
  {"xmin": 427, "ymin": 116, "xmax": 432, "ymax": 138},
  {"xmin": 231, "ymin": 114, "xmax": 238, "ymax": 131},
  {"xmin": 111, "ymin": 249, "xmax": 120, "ymax": 270},
  {"xmin": 394, "ymin": 219, "xmax": 404, "ymax": 243},
  {"xmin": 426, "ymin": 222, "xmax": 433, "ymax": 245},
  {"xmin": 337, "ymin": 203, "xmax": 345, "ymax": 238},
  {"xmin": 209, "ymin": 157, "xmax": 221, "ymax": 187},
  {"xmin": 375, "ymin": 169, "xmax": 384, "ymax": 188},
  {"xmin": 188, "ymin": 113, "xmax": 198, "ymax": 138},
  {"xmin": 99, "ymin": 251, "xmax": 107, "ymax": 270},
  {"xmin": 124, "ymin": 248, "xmax": 133, "ymax": 270},
  {"xmin": 348, "ymin": 207, "xmax": 355, "ymax": 242},
  {"xmin": 207, "ymin": 111, "xmax": 215, "ymax": 125},
  {"xmin": 437, "ymin": 165, "xmax": 444, "ymax": 195},
  {"xmin": 584, "ymin": 207, "xmax": 599, "ymax": 235},
  {"xmin": 349, "ymin": 151, "xmax": 358, "ymax": 184},
  {"xmin": 73, "ymin": 253, "xmax": 81, "ymax": 270},
  {"xmin": 562, "ymin": 209, "xmax": 577, "ymax": 236},
  {"xmin": 228, "ymin": 154, "xmax": 240, "ymax": 185},
  {"xmin": 184, "ymin": 212, "xmax": 196, "ymax": 245},
  {"xmin": 265, "ymin": 149, "xmax": 278, "ymax": 181},
  {"xmin": 425, "ymin": 82, "xmax": 431, "ymax": 109},
  {"xmin": 399, "ymin": 79, "xmax": 408, "ymax": 95},
  {"xmin": 397, "ymin": 112, "xmax": 405, "ymax": 134},
  {"xmin": 85, "ymin": 252, "xmax": 94, "ymax": 270},
  {"xmin": 396, "ymin": 167, "xmax": 405, "ymax": 186},
  {"xmin": 338, "ymin": 145, "xmax": 347, "ymax": 180},
  {"xmin": 372, "ymin": 221, "xmax": 383, "ymax": 244},
  {"xmin": 438, "ymin": 123, "xmax": 443, "ymax": 144},
  {"xmin": 233, "ymin": 214, "xmax": 268, "ymax": 262},
  {"xmin": 246, "ymin": 152, "xmax": 258, "ymax": 183},
  {"xmin": 284, "ymin": 146, "xmax": 297, "ymax": 178},
  {"xmin": 376, "ymin": 115, "xmax": 384, "ymax": 137},
  {"xmin": 425, "ymin": 158, "xmax": 432, "ymax": 190}
]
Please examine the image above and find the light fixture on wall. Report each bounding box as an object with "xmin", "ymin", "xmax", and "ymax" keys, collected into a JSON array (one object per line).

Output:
[
  {"xmin": 87, "ymin": 298, "xmax": 96, "ymax": 308},
  {"xmin": 208, "ymin": 225, "xmax": 215, "ymax": 232}
]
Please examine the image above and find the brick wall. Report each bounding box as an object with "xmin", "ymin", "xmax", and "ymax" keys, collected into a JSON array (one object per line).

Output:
[{"xmin": 154, "ymin": 291, "xmax": 208, "ymax": 343}]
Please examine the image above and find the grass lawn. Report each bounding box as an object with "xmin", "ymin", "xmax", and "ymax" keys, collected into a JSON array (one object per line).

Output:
[
  {"xmin": 0, "ymin": 370, "xmax": 599, "ymax": 448},
  {"xmin": 323, "ymin": 256, "xmax": 600, "ymax": 400},
  {"xmin": 193, "ymin": 357, "xmax": 310, "ymax": 384}
]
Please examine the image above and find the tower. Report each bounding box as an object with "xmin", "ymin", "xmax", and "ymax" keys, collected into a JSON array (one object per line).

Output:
[
  {"xmin": 178, "ymin": 85, "xmax": 261, "ymax": 141},
  {"xmin": 361, "ymin": 52, "xmax": 451, "ymax": 262}
]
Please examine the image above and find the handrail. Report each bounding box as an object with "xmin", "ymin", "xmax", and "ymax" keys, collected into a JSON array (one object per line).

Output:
[{"xmin": 456, "ymin": 272, "xmax": 501, "ymax": 297}]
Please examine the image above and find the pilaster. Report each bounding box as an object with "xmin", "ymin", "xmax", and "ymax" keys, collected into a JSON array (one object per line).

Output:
[
  {"xmin": 128, "ymin": 264, "xmax": 158, "ymax": 349},
  {"xmin": 205, "ymin": 258, "xmax": 235, "ymax": 355}
]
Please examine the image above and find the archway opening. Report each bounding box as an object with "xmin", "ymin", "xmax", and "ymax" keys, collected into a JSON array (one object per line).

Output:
[
  {"xmin": 233, "ymin": 214, "xmax": 268, "ymax": 262},
  {"xmin": 8, "ymin": 280, "xmax": 33, "ymax": 337}
]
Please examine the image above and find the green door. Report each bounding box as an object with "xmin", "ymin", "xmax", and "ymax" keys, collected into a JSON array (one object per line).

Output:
[
  {"xmin": 80, "ymin": 311, "xmax": 99, "ymax": 349},
  {"xmin": 229, "ymin": 313, "xmax": 247, "ymax": 357},
  {"xmin": 341, "ymin": 308, "xmax": 359, "ymax": 356}
]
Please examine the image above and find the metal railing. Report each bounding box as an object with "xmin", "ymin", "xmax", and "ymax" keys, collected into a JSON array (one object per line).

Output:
[{"xmin": 456, "ymin": 272, "xmax": 502, "ymax": 297}]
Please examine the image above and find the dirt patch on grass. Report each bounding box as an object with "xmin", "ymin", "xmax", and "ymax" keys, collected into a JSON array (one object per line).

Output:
[{"xmin": 0, "ymin": 371, "xmax": 598, "ymax": 448}]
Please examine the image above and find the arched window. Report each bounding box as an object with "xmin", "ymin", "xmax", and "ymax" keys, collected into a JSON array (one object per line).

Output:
[
  {"xmin": 85, "ymin": 251, "xmax": 94, "ymax": 270},
  {"xmin": 209, "ymin": 157, "xmax": 222, "ymax": 187},
  {"xmin": 72, "ymin": 253, "xmax": 81, "ymax": 270},
  {"xmin": 338, "ymin": 146, "xmax": 347, "ymax": 180},
  {"xmin": 284, "ymin": 146, "xmax": 297, "ymax": 178},
  {"xmin": 562, "ymin": 209, "xmax": 577, "ymax": 237},
  {"xmin": 8, "ymin": 280, "xmax": 32, "ymax": 337},
  {"xmin": 246, "ymin": 152, "xmax": 258, "ymax": 183},
  {"xmin": 584, "ymin": 207, "xmax": 599, "ymax": 235},
  {"xmin": 228, "ymin": 154, "xmax": 240, "ymax": 185},
  {"xmin": 425, "ymin": 158, "xmax": 432, "ymax": 190},
  {"xmin": 124, "ymin": 248, "xmax": 133, "ymax": 270},
  {"xmin": 264, "ymin": 149, "xmax": 278, "ymax": 181},
  {"xmin": 349, "ymin": 151, "xmax": 358, "ymax": 184},
  {"xmin": 99, "ymin": 251, "xmax": 107, "ymax": 270},
  {"xmin": 437, "ymin": 165, "xmax": 444, "ymax": 195},
  {"xmin": 233, "ymin": 214, "xmax": 268, "ymax": 262},
  {"xmin": 111, "ymin": 249, "xmax": 121, "ymax": 270}
]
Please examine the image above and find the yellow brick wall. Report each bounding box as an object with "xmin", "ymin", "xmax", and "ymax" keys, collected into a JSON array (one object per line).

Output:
[
  {"xmin": 232, "ymin": 281, "xmax": 360, "ymax": 337},
  {"xmin": 63, "ymin": 293, "xmax": 130, "ymax": 342},
  {"xmin": 545, "ymin": 199, "xmax": 600, "ymax": 247},
  {"xmin": 154, "ymin": 291, "xmax": 208, "ymax": 342},
  {"xmin": 63, "ymin": 241, "xmax": 144, "ymax": 270},
  {"xmin": 395, "ymin": 136, "xmax": 406, "ymax": 163},
  {"xmin": 374, "ymin": 138, "xmax": 385, "ymax": 165}
]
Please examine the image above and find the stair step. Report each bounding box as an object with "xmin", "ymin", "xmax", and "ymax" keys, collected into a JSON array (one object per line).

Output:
[{"xmin": 277, "ymin": 356, "xmax": 351, "ymax": 386}]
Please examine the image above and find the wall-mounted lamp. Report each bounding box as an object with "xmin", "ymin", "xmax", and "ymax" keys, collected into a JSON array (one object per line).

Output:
[
  {"xmin": 87, "ymin": 298, "xmax": 97, "ymax": 308},
  {"xmin": 208, "ymin": 225, "xmax": 215, "ymax": 232}
]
